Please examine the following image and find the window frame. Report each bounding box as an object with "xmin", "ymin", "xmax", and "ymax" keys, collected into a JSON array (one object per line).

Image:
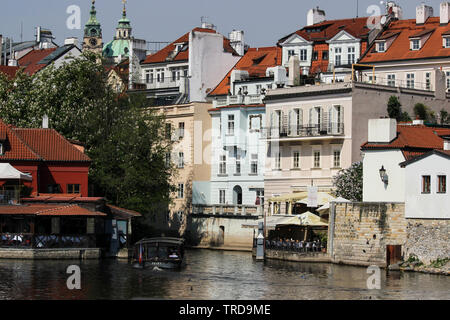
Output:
[
  {"xmin": 437, "ymin": 175, "xmax": 447, "ymax": 194},
  {"xmin": 422, "ymin": 175, "xmax": 431, "ymax": 194}
]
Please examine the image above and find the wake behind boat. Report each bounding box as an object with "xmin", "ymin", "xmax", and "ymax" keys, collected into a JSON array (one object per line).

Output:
[{"xmin": 132, "ymin": 237, "xmax": 185, "ymax": 269}]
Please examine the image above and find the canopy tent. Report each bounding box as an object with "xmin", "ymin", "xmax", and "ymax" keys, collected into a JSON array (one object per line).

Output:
[
  {"xmin": 295, "ymin": 192, "xmax": 336, "ymax": 207},
  {"xmin": 242, "ymin": 212, "xmax": 327, "ymax": 230},
  {"xmin": 267, "ymin": 192, "xmax": 308, "ymax": 203},
  {"xmin": 316, "ymin": 197, "xmax": 350, "ymax": 215},
  {"xmin": 0, "ymin": 163, "xmax": 32, "ymax": 181}
]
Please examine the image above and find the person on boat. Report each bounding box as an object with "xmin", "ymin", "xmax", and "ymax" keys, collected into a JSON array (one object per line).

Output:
[{"xmin": 169, "ymin": 251, "xmax": 179, "ymax": 259}]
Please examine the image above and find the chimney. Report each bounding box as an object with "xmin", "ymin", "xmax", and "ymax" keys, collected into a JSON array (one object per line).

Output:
[
  {"xmin": 229, "ymin": 30, "xmax": 245, "ymax": 56},
  {"xmin": 416, "ymin": 4, "xmax": 434, "ymax": 24},
  {"xmin": 368, "ymin": 119, "xmax": 397, "ymax": 143},
  {"xmin": 42, "ymin": 115, "xmax": 49, "ymax": 129},
  {"xmin": 386, "ymin": 1, "xmax": 403, "ymax": 19},
  {"xmin": 64, "ymin": 37, "xmax": 79, "ymax": 48},
  {"xmin": 435, "ymin": 68, "xmax": 446, "ymax": 100},
  {"xmin": 8, "ymin": 59, "xmax": 18, "ymax": 67},
  {"xmin": 441, "ymin": 2, "xmax": 450, "ymax": 24},
  {"xmin": 288, "ymin": 55, "xmax": 300, "ymax": 86},
  {"xmin": 307, "ymin": 7, "xmax": 326, "ymax": 26}
]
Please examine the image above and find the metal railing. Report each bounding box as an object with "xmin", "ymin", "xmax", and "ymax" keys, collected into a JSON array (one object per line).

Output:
[
  {"xmin": 261, "ymin": 123, "xmax": 344, "ymax": 139},
  {"xmin": 357, "ymin": 76, "xmax": 433, "ymax": 92},
  {"xmin": 0, "ymin": 233, "xmax": 97, "ymax": 249},
  {"xmin": 143, "ymin": 76, "xmax": 186, "ymax": 90}
]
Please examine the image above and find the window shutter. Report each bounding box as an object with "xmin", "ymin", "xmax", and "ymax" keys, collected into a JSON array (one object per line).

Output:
[{"xmin": 288, "ymin": 110, "xmax": 294, "ymax": 136}]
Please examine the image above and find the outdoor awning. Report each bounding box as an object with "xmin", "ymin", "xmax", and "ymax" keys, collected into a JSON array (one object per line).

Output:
[
  {"xmin": 268, "ymin": 192, "xmax": 308, "ymax": 203},
  {"xmin": 295, "ymin": 192, "xmax": 336, "ymax": 207},
  {"xmin": 242, "ymin": 212, "xmax": 328, "ymax": 230},
  {"xmin": 0, "ymin": 163, "xmax": 32, "ymax": 181},
  {"xmin": 316, "ymin": 197, "xmax": 350, "ymax": 215}
]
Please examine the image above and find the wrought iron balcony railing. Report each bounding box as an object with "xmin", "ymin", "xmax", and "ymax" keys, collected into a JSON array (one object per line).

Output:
[{"xmin": 261, "ymin": 123, "xmax": 344, "ymax": 139}]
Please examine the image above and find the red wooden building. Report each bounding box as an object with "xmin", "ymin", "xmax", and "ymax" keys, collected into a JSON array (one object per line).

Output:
[{"xmin": 0, "ymin": 119, "xmax": 90, "ymax": 196}]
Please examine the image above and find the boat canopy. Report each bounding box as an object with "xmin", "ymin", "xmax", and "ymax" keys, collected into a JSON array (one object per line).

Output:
[{"xmin": 135, "ymin": 237, "xmax": 185, "ymax": 246}]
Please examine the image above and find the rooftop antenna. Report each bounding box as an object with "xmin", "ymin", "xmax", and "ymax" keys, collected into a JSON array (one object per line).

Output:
[
  {"xmin": 20, "ymin": 22, "xmax": 23, "ymax": 43},
  {"xmin": 356, "ymin": 0, "xmax": 359, "ymax": 18}
]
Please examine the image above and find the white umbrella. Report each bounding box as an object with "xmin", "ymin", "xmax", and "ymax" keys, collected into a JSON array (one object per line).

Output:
[
  {"xmin": 0, "ymin": 163, "xmax": 32, "ymax": 181},
  {"xmin": 316, "ymin": 197, "xmax": 350, "ymax": 214}
]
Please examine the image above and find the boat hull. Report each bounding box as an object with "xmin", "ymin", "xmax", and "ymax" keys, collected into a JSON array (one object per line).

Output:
[{"xmin": 132, "ymin": 260, "xmax": 184, "ymax": 270}]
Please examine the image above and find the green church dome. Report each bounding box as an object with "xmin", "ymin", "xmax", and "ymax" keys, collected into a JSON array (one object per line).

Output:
[{"xmin": 103, "ymin": 39, "xmax": 130, "ymax": 58}]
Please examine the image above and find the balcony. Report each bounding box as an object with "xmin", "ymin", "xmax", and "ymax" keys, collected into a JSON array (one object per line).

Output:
[
  {"xmin": 261, "ymin": 123, "xmax": 344, "ymax": 140},
  {"xmin": 192, "ymin": 204, "xmax": 262, "ymax": 217},
  {"xmin": 144, "ymin": 76, "xmax": 187, "ymax": 91},
  {"xmin": 213, "ymin": 94, "xmax": 264, "ymax": 109}
]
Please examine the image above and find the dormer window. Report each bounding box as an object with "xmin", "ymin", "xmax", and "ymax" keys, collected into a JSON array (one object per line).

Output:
[
  {"xmin": 411, "ymin": 39, "xmax": 420, "ymax": 50},
  {"xmin": 377, "ymin": 41, "xmax": 386, "ymax": 52},
  {"xmin": 0, "ymin": 142, "xmax": 3, "ymax": 156},
  {"xmin": 444, "ymin": 36, "xmax": 450, "ymax": 48}
]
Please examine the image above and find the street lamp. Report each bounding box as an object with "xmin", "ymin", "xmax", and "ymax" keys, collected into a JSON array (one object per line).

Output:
[{"xmin": 379, "ymin": 165, "xmax": 388, "ymax": 184}]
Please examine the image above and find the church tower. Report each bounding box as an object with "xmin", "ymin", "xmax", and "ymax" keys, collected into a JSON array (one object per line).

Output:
[{"xmin": 83, "ymin": 0, "xmax": 103, "ymax": 54}]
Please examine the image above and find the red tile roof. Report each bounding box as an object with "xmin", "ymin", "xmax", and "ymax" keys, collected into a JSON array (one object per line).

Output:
[
  {"xmin": 279, "ymin": 17, "xmax": 373, "ymax": 44},
  {"xmin": 18, "ymin": 48, "xmax": 57, "ymax": 75},
  {"xmin": 142, "ymin": 27, "xmax": 239, "ymax": 65},
  {"xmin": 0, "ymin": 66, "xmax": 20, "ymax": 79},
  {"xmin": 0, "ymin": 204, "xmax": 106, "ymax": 216},
  {"xmin": 361, "ymin": 17, "xmax": 450, "ymax": 63},
  {"xmin": 107, "ymin": 204, "xmax": 141, "ymax": 218},
  {"xmin": 0, "ymin": 119, "xmax": 91, "ymax": 162},
  {"xmin": 362, "ymin": 124, "xmax": 449, "ymax": 160},
  {"xmin": 209, "ymin": 47, "xmax": 282, "ymax": 97}
]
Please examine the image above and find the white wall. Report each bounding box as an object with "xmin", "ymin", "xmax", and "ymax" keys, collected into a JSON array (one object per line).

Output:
[
  {"xmin": 362, "ymin": 149, "xmax": 406, "ymax": 202},
  {"xmin": 189, "ymin": 31, "xmax": 241, "ymax": 102},
  {"xmin": 404, "ymin": 153, "xmax": 450, "ymax": 219},
  {"xmin": 53, "ymin": 46, "xmax": 82, "ymax": 69}
]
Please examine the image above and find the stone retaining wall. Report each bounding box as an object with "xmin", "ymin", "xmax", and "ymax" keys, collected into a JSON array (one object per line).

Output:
[
  {"xmin": 0, "ymin": 248, "xmax": 101, "ymax": 260},
  {"xmin": 404, "ymin": 219, "xmax": 450, "ymax": 264},
  {"xmin": 330, "ymin": 202, "xmax": 407, "ymax": 267}
]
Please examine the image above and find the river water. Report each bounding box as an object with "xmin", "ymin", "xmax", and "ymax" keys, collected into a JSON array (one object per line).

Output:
[{"xmin": 0, "ymin": 249, "xmax": 448, "ymax": 300}]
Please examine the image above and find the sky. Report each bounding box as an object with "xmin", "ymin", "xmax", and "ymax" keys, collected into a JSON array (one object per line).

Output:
[{"xmin": 0, "ymin": 0, "xmax": 447, "ymax": 49}]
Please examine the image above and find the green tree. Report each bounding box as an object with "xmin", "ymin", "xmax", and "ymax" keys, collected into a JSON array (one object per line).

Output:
[
  {"xmin": 0, "ymin": 53, "xmax": 176, "ymax": 221},
  {"xmin": 387, "ymin": 96, "xmax": 411, "ymax": 122},
  {"xmin": 333, "ymin": 162, "xmax": 363, "ymax": 202},
  {"xmin": 440, "ymin": 109, "xmax": 450, "ymax": 125},
  {"xmin": 413, "ymin": 103, "xmax": 437, "ymax": 124}
]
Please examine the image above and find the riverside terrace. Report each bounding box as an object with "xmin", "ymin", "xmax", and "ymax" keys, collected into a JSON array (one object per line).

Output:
[{"xmin": 0, "ymin": 193, "xmax": 141, "ymax": 259}]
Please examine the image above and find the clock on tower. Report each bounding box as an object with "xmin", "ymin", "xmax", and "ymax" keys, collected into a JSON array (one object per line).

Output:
[{"xmin": 83, "ymin": 0, "xmax": 103, "ymax": 54}]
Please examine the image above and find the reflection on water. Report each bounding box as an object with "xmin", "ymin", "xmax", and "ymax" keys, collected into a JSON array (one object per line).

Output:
[{"xmin": 0, "ymin": 250, "xmax": 448, "ymax": 300}]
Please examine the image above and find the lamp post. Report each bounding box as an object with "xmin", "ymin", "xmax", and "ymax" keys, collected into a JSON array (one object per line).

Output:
[{"xmin": 379, "ymin": 165, "xmax": 388, "ymax": 184}]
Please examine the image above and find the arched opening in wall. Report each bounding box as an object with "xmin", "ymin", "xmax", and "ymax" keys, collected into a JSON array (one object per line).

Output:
[
  {"xmin": 219, "ymin": 226, "xmax": 225, "ymax": 246},
  {"xmin": 233, "ymin": 185, "xmax": 243, "ymax": 205}
]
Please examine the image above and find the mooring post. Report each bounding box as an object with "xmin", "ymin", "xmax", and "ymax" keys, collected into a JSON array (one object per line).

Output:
[{"xmin": 256, "ymin": 221, "xmax": 265, "ymax": 261}]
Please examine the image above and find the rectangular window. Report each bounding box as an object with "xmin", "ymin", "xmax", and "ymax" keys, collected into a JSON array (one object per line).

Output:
[
  {"xmin": 322, "ymin": 51, "xmax": 329, "ymax": 60},
  {"xmin": 165, "ymin": 152, "xmax": 171, "ymax": 167},
  {"xmin": 313, "ymin": 150, "xmax": 321, "ymax": 168},
  {"xmin": 178, "ymin": 152, "xmax": 184, "ymax": 168},
  {"xmin": 172, "ymin": 70, "xmax": 177, "ymax": 82},
  {"xmin": 275, "ymin": 152, "xmax": 281, "ymax": 169},
  {"xmin": 251, "ymin": 154, "xmax": 258, "ymax": 174},
  {"xmin": 145, "ymin": 71, "xmax": 150, "ymax": 83},
  {"xmin": 256, "ymin": 85, "xmax": 262, "ymax": 94},
  {"xmin": 446, "ymin": 72, "xmax": 450, "ymax": 89},
  {"xmin": 219, "ymin": 155, "xmax": 227, "ymax": 175},
  {"xmin": 227, "ymin": 115, "xmax": 235, "ymax": 135},
  {"xmin": 407, "ymin": 73, "xmax": 415, "ymax": 89},
  {"xmin": 335, "ymin": 47, "xmax": 342, "ymax": 66},
  {"xmin": 347, "ymin": 47, "xmax": 355, "ymax": 64},
  {"xmin": 387, "ymin": 74, "xmax": 396, "ymax": 87},
  {"xmin": 293, "ymin": 151, "xmax": 300, "ymax": 169},
  {"xmin": 333, "ymin": 150, "xmax": 341, "ymax": 168},
  {"xmin": 165, "ymin": 123, "xmax": 172, "ymax": 140},
  {"xmin": 178, "ymin": 184, "xmax": 184, "ymax": 199},
  {"xmin": 67, "ymin": 184, "xmax": 80, "ymax": 194},
  {"xmin": 219, "ymin": 190, "xmax": 226, "ymax": 204},
  {"xmin": 287, "ymin": 50, "xmax": 296, "ymax": 60},
  {"xmin": 426, "ymin": 72, "xmax": 431, "ymax": 90},
  {"xmin": 178, "ymin": 122, "xmax": 185, "ymax": 139},
  {"xmin": 422, "ymin": 176, "xmax": 431, "ymax": 194},
  {"xmin": 378, "ymin": 42, "xmax": 385, "ymax": 52},
  {"xmin": 446, "ymin": 37, "xmax": 450, "ymax": 48},
  {"xmin": 438, "ymin": 175, "xmax": 447, "ymax": 194},
  {"xmin": 235, "ymin": 154, "xmax": 241, "ymax": 175},
  {"xmin": 411, "ymin": 39, "xmax": 420, "ymax": 50},
  {"xmin": 299, "ymin": 49, "xmax": 307, "ymax": 61},
  {"xmin": 312, "ymin": 51, "xmax": 319, "ymax": 61},
  {"xmin": 368, "ymin": 75, "xmax": 377, "ymax": 84}
]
